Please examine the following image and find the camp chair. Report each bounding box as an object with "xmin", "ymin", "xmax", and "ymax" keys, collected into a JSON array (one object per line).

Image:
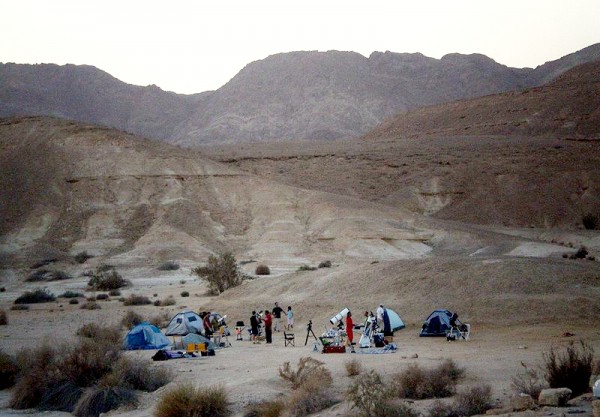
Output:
[
  {"xmin": 284, "ymin": 331, "xmax": 295, "ymax": 347},
  {"xmin": 457, "ymin": 323, "xmax": 470, "ymax": 341}
]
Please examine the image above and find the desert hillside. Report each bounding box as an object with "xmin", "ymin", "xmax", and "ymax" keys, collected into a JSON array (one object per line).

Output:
[
  {"xmin": 1, "ymin": 116, "xmax": 599, "ymax": 327},
  {"xmin": 1, "ymin": 43, "xmax": 599, "ymax": 145},
  {"xmin": 205, "ymin": 62, "xmax": 600, "ymax": 229}
]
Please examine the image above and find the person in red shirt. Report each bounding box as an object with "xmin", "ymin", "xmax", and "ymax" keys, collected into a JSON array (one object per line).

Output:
[
  {"xmin": 264, "ymin": 310, "xmax": 273, "ymax": 344},
  {"xmin": 345, "ymin": 311, "xmax": 355, "ymax": 352}
]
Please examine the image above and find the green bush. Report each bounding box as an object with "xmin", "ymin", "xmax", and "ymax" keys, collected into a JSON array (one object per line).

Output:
[
  {"xmin": 14, "ymin": 288, "xmax": 56, "ymax": 304},
  {"xmin": 192, "ymin": 252, "xmax": 244, "ymax": 295},
  {"xmin": 544, "ymin": 340, "xmax": 594, "ymax": 397},
  {"xmin": 154, "ymin": 383, "xmax": 230, "ymax": 417},
  {"xmin": 87, "ymin": 266, "xmax": 129, "ymax": 291}
]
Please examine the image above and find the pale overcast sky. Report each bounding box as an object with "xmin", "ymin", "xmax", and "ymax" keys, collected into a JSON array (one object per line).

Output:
[{"xmin": 2, "ymin": 0, "xmax": 599, "ymax": 94}]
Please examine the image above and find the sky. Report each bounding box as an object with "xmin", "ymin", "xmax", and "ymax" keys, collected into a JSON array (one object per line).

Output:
[{"xmin": 2, "ymin": 0, "xmax": 599, "ymax": 95}]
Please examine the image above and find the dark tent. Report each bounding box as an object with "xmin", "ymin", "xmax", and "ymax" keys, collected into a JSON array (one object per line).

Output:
[
  {"xmin": 419, "ymin": 309, "xmax": 453, "ymax": 337},
  {"xmin": 123, "ymin": 322, "xmax": 171, "ymax": 350}
]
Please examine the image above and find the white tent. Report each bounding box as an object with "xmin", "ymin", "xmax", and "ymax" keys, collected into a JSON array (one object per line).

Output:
[{"xmin": 165, "ymin": 311, "xmax": 204, "ymax": 336}]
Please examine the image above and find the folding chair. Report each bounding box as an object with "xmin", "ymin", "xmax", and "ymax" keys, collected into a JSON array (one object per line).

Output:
[{"xmin": 284, "ymin": 331, "xmax": 295, "ymax": 347}]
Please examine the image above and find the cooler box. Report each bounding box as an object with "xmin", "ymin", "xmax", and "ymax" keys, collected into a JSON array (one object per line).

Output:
[{"xmin": 322, "ymin": 345, "xmax": 346, "ymax": 353}]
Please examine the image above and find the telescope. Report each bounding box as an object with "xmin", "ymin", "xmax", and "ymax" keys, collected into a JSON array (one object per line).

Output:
[{"xmin": 329, "ymin": 308, "xmax": 349, "ymax": 326}]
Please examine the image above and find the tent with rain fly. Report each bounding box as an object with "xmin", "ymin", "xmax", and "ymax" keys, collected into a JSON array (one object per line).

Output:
[
  {"xmin": 123, "ymin": 322, "xmax": 171, "ymax": 350},
  {"xmin": 165, "ymin": 311, "xmax": 204, "ymax": 336},
  {"xmin": 419, "ymin": 309, "xmax": 453, "ymax": 337}
]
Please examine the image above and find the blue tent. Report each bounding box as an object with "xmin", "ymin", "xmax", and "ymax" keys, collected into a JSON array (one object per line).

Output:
[
  {"xmin": 123, "ymin": 322, "xmax": 171, "ymax": 350},
  {"xmin": 382, "ymin": 308, "xmax": 405, "ymax": 335},
  {"xmin": 419, "ymin": 309, "xmax": 452, "ymax": 337}
]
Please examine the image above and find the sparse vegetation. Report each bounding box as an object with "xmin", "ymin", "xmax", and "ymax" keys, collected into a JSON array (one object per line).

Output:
[
  {"xmin": 511, "ymin": 361, "xmax": 547, "ymax": 399},
  {"xmin": 180, "ymin": 291, "xmax": 189, "ymax": 297},
  {"xmin": 318, "ymin": 260, "xmax": 332, "ymax": 268},
  {"xmin": 123, "ymin": 295, "xmax": 152, "ymax": 306},
  {"xmin": 297, "ymin": 264, "xmax": 317, "ymax": 271},
  {"xmin": 192, "ymin": 252, "xmax": 244, "ymax": 295},
  {"xmin": 74, "ymin": 251, "xmax": 93, "ymax": 264},
  {"xmin": 30, "ymin": 258, "xmax": 58, "ymax": 269},
  {"xmin": 76, "ymin": 323, "xmax": 121, "ymax": 344},
  {"xmin": 0, "ymin": 309, "xmax": 7, "ymax": 325},
  {"xmin": 158, "ymin": 261, "xmax": 180, "ymax": 271},
  {"xmin": 452, "ymin": 385, "xmax": 493, "ymax": 416},
  {"xmin": 244, "ymin": 399, "xmax": 285, "ymax": 417},
  {"xmin": 278, "ymin": 357, "xmax": 332, "ymax": 390},
  {"xmin": 10, "ymin": 305, "xmax": 29, "ymax": 311},
  {"xmin": 60, "ymin": 290, "xmax": 83, "ymax": 298},
  {"xmin": 121, "ymin": 311, "xmax": 144, "ymax": 329},
  {"xmin": 73, "ymin": 385, "xmax": 137, "ymax": 417},
  {"xmin": 69, "ymin": 299, "xmax": 79, "ymax": 305},
  {"xmin": 14, "ymin": 288, "xmax": 56, "ymax": 304},
  {"xmin": 80, "ymin": 301, "xmax": 101, "ymax": 310},
  {"xmin": 345, "ymin": 358, "xmax": 363, "ymax": 376},
  {"xmin": 154, "ymin": 296, "xmax": 176, "ymax": 307},
  {"xmin": 543, "ymin": 340, "xmax": 594, "ymax": 397},
  {"xmin": 27, "ymin": 269, "xmax": 72, "ymax": 281},
  {"xmin": 255, "ymin": 264, "xmax": 271, "ymax": 275},
  {"xmin": 109, "ymin": 289, "xmax": 121, "ymax": 296},
  {"xmin": 87, "ymin": 266, "xmax": 129, "ymax": 291},
  {"xmin": 0, "ymin": 349, "xmax": 19, "ymax": 389},
  {"xmin": 570, "ymin": 246, "xmax": 589, "ymax": 259},
  {"xmin": 149, "ymin": 312, "xmax": 170, "ymax": 329},
  {"xmin": 394, "ymin": 359, "xmax": 465, "ymax": 399},
  {"xmin": 96, "ymin": 293, "xmax": 109, "ymax": 301},
  {"xmin": 582, "ymin": 213, "xmax": 599, "ymax": 230},
  {"xmin": 154, "ymin": 383, "xmax": 231, "ymax": 417},
  {"xmin": 347, "ymin": 369, "xmax": 412, "ymax": 417},
  {"xmin": 0, "ymin": 287, "xmax": 5, "ymax": 292}
]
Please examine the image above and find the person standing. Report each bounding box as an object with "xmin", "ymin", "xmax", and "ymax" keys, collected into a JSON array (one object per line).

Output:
[
  {"xmin": 264, "ymin": 310, "xmax": 273, "ymax": 344},
  {"xmin": 286, "ymin": 306, "xmax": 294, "ymax": 330},
  {"xmin": 376, "ymin": 304, "xmax": 385, "ymax": 328},
  {"xmin": 272, "ymin": 302, "xmax": 284, "ymax": 332},
  {"xmin": 345, "ymin": 310, "xmax": 355, "ymax": 352},
  {"xmin": 250, "ymin": 311, "xmax": 260, "ymax": 344}
]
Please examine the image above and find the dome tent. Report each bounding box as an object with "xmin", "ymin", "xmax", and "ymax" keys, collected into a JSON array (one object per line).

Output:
[
  {"xmin": 419, "ymin": 309, "xmax": 453, "ymax": 337},
  {"xmin": 165, "ymin": 310, "xmax": 204, "ymax": 336},
  {"xmin": 123, "ymin": 322, "xmax": 171, "ymax": 350}
]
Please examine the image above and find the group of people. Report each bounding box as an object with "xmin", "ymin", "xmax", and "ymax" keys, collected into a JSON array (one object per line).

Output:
[{"xmin": 249, "ymin": 302, "xmax": 294, "ymax": 344}]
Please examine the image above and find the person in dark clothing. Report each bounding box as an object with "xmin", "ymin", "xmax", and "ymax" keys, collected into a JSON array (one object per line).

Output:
[
  {"xmin": 250, "ymin": 311, "xmax": 260, "ymax": 344},
  {"xmin": 272, "ymin": 302, "xmax": 284, "ymax": 332},
  {"xmin": 264, "ymin": 310, "xmax": 273, "ymax": 344}
]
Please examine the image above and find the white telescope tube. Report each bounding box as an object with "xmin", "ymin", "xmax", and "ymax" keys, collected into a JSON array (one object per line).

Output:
[{"xmin": 329, "ymin": 308, "xmax": 349, "ymax": 325}]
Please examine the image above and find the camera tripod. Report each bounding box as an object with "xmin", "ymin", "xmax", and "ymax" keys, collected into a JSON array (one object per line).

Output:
[{"xmin": 304, "ymin": 320, "xmax": 318, "ymax": 346}]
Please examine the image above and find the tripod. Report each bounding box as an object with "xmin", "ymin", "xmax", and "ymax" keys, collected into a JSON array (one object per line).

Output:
[{"xmin": 304, "ymin": 320, "xmax": 318, "ymax": 346}]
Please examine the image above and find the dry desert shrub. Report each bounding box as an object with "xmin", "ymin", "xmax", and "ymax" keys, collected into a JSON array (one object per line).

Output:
[
  {"xmin": 150, "ymin": 312, "xmax": 171, "ymax": 329},
  {"xmin": 511, "ymin": 361, "xmax": 547, "ymax": 399},
  {"xmin": 255, "ymin": 264, "xmax": 271, "ymax": 275},
  {"xmin": 346, "ymin": 369, "xmax": 417, "ymax": 417},
  {"xmin": 582, "ymin": 213, "xmax": 599, "ymax": 230},
  {"xmin": 105, "ymin": 357, "xmax": 172, "ymax": 392},
  {"xmin": 345, "ymin": 358, "xmax": 363, "ymax": 376},
  {"xmin": 14, "ymin": 288, "xmax": 56, "ymax": 304},
  {"xmin": 57, "ymin": 339, "xmax": 120, "ymax": 387},
  {"xmin": 244, "ymin": 399, "xmax": 285, "ymax": 417},
  {"xmin": 394, "ymin": 359, "xmax": 464, "ymax": 399},
  {"xmin": 10, "ymin": 344, "xmax": 59, "ymax": 409},
  {"xmin": 74, "ymin": 251, "xmax": 93, "ymax": 264},
  {"xmin": 60, "ymin": 290, "xmax": 83, "ymax": 298},
  {"xmin": 108, "ymin": 289, "xmax": 121, "ymax": 296},
  {"xmin": 453, "ymin": 385, "xmax": 493, "ymax": 416},
  {"xmin": 0, "ymin": 349, "xmax": 19, "ymax": 389},
  {"xmin": 10, "ymin": 304, "xmax": 29, "ymax": 311},
  {"xmin": 69, "ymin": 299, "xmax": 80, "ymax": 305},
  {"xmin": 0, "ymin": 308, "xmax": 7, "ymax": 325},
  {"xmin": 158, "ymin": 261, "xmax": 180, "ymax": 271},
  {"xmin": 95, "ymin": 293, "xmax": 109, "ymax": 301},
  {"xmin": 76, "ymin": 323, "xmax": 121, "ymax": 344},
  {"xmin": 80, "ymin": 301, "xmax": 101, "ymax": 310},
  {"xmin": 73, "ymin": 385, "xmax": 137, "ymax": 417},
  {"xmin": 544, "ymin": 340, "xmax": 594, "ymax": 397},
  {"xmin": 154, "ymin": 383, "xmax": 231, "ymax": 417},
  {"xmin": 123, "ymin": 294, "xmax": 152, "ymax": 306},
  {"xmin": 121, "ymin": 310, "xmax": 144, "ymax": 329},
  {"xmin": 180, "ymin": 291, "xmax": 190, "ymax": 297},
  {"xmin": 278, "ymin": 357, "xmax": 332, "ymax": 390},
  {"xmin": 297, "ymin": 264, "xmax": 317, "ymax": 271},
  {"xmin": 87, "ymin": 266, "xmax": 129, "ymax": 291},
  {"xmin": 154, "ymin": 296, "xmax": 176, "ymax": 307},
  {"xmin": 318, "ymin": 260, "xmax": 332, "ymax": 268}
]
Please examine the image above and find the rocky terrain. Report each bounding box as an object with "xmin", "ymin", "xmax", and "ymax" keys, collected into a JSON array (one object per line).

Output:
[{"xmin": 1, "ymin": 43, "xmax": 599, "ymax": 145}]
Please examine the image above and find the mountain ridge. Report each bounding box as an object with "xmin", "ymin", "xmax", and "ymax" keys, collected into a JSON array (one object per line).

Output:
[{"xmin": 1, "ymin": 43, "xmax": 599, "ymax": 144}]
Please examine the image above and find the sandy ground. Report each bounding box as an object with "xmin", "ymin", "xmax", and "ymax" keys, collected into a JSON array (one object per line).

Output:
[{"xmin": 0, "ymin": 269, "xmax": 598, "ymax": 417}]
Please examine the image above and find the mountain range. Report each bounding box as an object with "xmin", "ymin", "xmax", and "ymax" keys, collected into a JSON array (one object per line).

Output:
[{"xmin": 1, "ymin": 43, "xmax": 599, "ymax": 145}]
